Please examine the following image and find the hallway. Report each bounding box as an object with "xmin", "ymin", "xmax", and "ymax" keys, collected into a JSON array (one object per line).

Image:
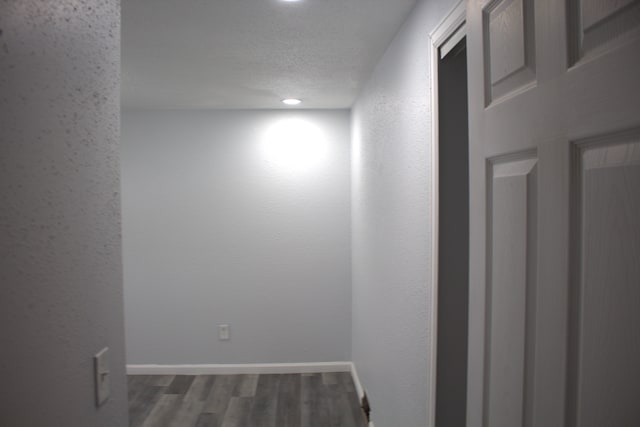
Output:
[{"xmin": 2, "ymin": 1, "xmax": 640, "ymax": 426}]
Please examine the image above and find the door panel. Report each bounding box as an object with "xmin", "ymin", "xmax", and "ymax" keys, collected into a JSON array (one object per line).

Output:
[
  {"xmin": 483, "ymin": 0, "xmax": 536, "ymax": 104},
  {"xmin": 568, "ymin": 0, "xmax": 640, "ymax": 64},
  {"xmin": 568, "ymin": 133, "xmax": 640, "ymax": 427},
  {"xmin": 485, "ymin": 155, "xmax": 537, "ymax": 427},
  {"xmin": 466, "ymin": 0, "xmax": 640, "ymax": 425}
]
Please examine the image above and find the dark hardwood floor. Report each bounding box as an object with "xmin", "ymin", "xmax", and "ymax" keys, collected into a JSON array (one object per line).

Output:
[{"xmin": 128, "ymin": 372, "xmax": 367, "ymax": 427}]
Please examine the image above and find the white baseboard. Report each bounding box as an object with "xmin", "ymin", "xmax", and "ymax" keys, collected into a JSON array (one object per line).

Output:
[
  {"xmin": 349, "ymin": 362, "xmax": 365, "ymax": 400},
  {"xmin": 349, "ymin": 363, "xmax": 376, "ymax": 426},
  {"xmin": 126, "ymin": 361, "xmax": 352, "ymax": 376}
]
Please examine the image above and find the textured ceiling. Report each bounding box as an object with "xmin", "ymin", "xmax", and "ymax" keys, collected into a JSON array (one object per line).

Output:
[{"xmin": 122, "ymin": 0, "xmax": 417, "ymax": 109}]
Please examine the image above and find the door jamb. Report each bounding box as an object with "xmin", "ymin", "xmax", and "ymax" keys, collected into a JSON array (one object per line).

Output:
[{"xmin": 428, "ymin": 2, "xmax": 467, "ymax": 426}]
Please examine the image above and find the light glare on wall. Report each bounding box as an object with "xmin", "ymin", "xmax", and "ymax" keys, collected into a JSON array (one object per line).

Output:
[{"xmin": 261, "ymin": 119, "xmax": 328, "ymax": 172}]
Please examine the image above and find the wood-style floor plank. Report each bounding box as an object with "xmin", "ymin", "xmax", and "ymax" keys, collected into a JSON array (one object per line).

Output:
[
  {"xmin": 220, "ymin": 397, "xmax": 252, "ymax": 427},
  {"xmin": 248, "ymin": 374, "xmax": 281, "ymax": 427},
  {"xmin": 322, "ymin": 372, "xmax": 339, "ymax": 385},
  {"xmin": 203, "ymin": 375, "xmax": 239, "ymax": 415},
  {"xmin": 347, "ymin": 391, "xmax": 366, "ymax": 427},
  {"xmin": 166, "ymin": 375, "xmax": 196, "ymax": 395},
  {"xmin": 170, "ymin": 397, "xmax": 205, "ymax": 427},
  {"xmin": 184, "ymin": 375, "xmax": 216, "ymax": 403},
  {"xmin": 129, "ymin": 384, "xmax": 165, "ymax": 427},
  {"xmin": 149, "ymin": 375, "xmax": 175, "ymax": 387},
  {"xmin": 327, "ymin": 377, "xmax": 358, "ymax": 427},
  {"xmin": 338, "ymin": 372, "xmax": 356, "ymax": 393},
  {"xmin": 194, "ymin": 413, "xmax": 218, "ymax": 427},
  {"xmin": 141, "ymin": 394, "xmax": 182, "ymax": 427},
  {"xmin": 302, "ymin": 373, "xmax": 332, "ymax": 427},
  {"xmin": 275, "ymin": 374, "xmax": 301, "ymax": 427},
  {"xmin": 128, "ymin": 375, "xmax": 149, "ymax": 403},
  {"xmin": 234, "ymin": 374, "xmax": 259, "ymax": 397},
  {"xmin": 128, "ymin": 372, "xmax": 366, "ymax": 427}
]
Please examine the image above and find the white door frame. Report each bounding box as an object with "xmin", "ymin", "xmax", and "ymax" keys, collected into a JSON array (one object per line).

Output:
[{"xmin": 428, "ymin": 2, "xmax": 467, "ymax": 426}]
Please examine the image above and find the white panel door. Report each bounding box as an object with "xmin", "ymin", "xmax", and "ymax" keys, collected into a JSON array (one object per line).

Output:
[{"xmin": 466, "ymin": 0, "xmax": 640, "ymax": 427}]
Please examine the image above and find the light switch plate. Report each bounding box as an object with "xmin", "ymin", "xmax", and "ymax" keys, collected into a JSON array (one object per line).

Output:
[{"xmin": 94, "ymin": 347, "xmax": 110, "ymax": 406}]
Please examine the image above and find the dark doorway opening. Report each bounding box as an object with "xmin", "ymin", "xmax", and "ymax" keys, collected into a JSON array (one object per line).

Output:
[{"xmin": 435, "ymin": 36, "xmax": 469, "ymax": 427}]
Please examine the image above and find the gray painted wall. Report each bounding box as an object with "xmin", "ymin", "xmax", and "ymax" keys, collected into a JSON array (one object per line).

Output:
[
  {"xmin": 0, "ymin": 1, "xmax": 127, "ymax": 426},
  {"xmin": 351, "ymin": 0, "xmax": 458, "ymax": 425},
  {"xmin": 122, "ymin": 109, "xmax": 351, "ymax": 364}
]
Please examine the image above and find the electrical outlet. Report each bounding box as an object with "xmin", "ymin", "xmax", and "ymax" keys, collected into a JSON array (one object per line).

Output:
[
  {"xmin": 218, "ymin": 324, "xmax": 230, "ymax": 341},
  {"xmin": 94, "ymin": 347, "xmax": 110, "ymax": 407}
]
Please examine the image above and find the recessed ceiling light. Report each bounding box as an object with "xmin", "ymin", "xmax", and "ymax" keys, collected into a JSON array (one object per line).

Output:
[{"xmin": 282, "ymin": 98, "xmax": 302, "ymax": 106}]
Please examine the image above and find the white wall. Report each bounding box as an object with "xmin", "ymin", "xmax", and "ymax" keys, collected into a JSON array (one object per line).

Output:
[
  {"xmin": 122, "ymin": 109, "xmax": 351, "ymax": 364},
  {"xmin": 0, "ymin": 1, "xmax": 127, "ymax": 426},
  {"xmin": 351, "ymin": 0, "xmax": 458, "ymax": 425}
]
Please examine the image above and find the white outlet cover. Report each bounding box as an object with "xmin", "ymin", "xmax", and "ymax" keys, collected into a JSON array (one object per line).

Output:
[
  {"xmin": 219, "ymin": 324, "xmax": 230, "ymax": 341},
  {"xmin": 94, "ymin": 347, "xmax": 110, "ymax": 406}
]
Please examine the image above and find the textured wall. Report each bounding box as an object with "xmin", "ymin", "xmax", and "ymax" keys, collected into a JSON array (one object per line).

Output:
[
  {"xmin": 351, "ymin": 0, "xmax": 458, "ymax": 425},
  {"xmin": 122, "ymin": 109, "xmax": 351, "ymax": 364},
  {"xmin": 0, "ymin": 1, "xmax": 127, "ymax": 426}
]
